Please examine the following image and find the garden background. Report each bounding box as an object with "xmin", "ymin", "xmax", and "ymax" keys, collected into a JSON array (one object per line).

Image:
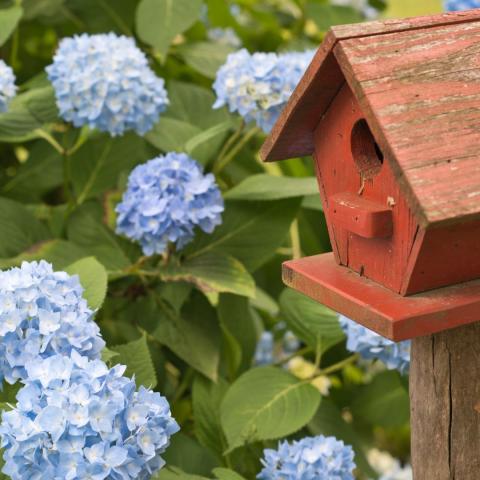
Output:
[{"xmin": 0, "ymin": 0, "xmax": 450, "ymax": 479}]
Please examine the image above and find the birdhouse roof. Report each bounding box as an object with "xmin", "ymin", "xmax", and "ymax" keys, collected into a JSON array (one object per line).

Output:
[{"xmin": 261, "ymin": 9, "xmax": 480, "ymax": 227}]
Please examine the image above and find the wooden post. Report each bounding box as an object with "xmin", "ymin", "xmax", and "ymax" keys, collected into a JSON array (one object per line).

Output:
[{"xmin": 410, "ymin": 322, "xmax": 480, "ymax": 479}]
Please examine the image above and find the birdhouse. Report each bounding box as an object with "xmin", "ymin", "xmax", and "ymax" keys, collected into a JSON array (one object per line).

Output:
[{"xmin": 261, "ymin": 9, "xmax": 480, "ymax": 341}]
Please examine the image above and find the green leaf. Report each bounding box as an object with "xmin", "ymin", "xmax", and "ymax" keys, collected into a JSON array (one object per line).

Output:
[
  {"xmin": 177, "ymin": 42, "xmax": 235, "ymax": 78},
  {"xmin": 154, "ymin": 466, "xmax": 210, "ymax": 480},
  {"xmin": 279, "ymin": 288, "xmax": 345, "ymax": 353},
  {"xmin": 101, "ymin": 347, "xmax": 120, "ymax": 365},
  {"xmin": 136, "ymin": 0, "xmax": 203, "ymax": 56},
  {"xmin": 351, "ymin": 371, "xmax": 410, "ymax": 428},
  {"xmin": 192, "ymin": 375, "xmax": 229, "ymax": 456},
  {"xmin": 213, "ymin": 468, "xmax": 247, "ymax": 480},
  {"xmin": 221, "ymin": 366, "xmax": 321, "ymax": 450},
  {"xmin": 306, "ymin": 3, "xmax": 363, "ymax": 31},
  {"xmin": 185, "ymin": 122, "xmax": 233, "ymax": 157},
  {"xmin": 150, "ymin": 292, "xmax": 221, "ymax": 381},
  {"xmin": 71, "ymin": 134, "xmax": 148, "ymax": 203},
  {"xmin": 112, "ymin": 334, "xmax": 157, "ymax": 388},
  {"xmin": 162, "ymin": 253, "xmax": 255, "ymax": 298},
  {"xmin": 308, "ymin": 398, "xmax": 377, "ymax": 478},
  {"xmin": 67, "ymin": 203, "xmax": 132, "ymax": 272},
  {"xmin": 0, "ymin": 86, "xmax": 58, "ymax": 142},
  {"xmin": 225, "ymin": 175, "xmax": 319, "ymax": 201},
  {"xmin": 65, "ymin": 257, "xmax": 108, "ymax": 310},
  {"xmin": 146, "ymin": 117, "xmax": 201, "ymax": 152},
  {"xmin": 218, "ymin": 294, "xmax": 257, "ymax": 374},
  {"xmin": 0, "ymin": 197, "xmax": 50, "ymax": 258},
  {"xmin": 0, "ymin": 239, "xmax": 87, "ymax": 271},
  {"xmin": 163, "ymin": 432, "xmax": 219, "ymax": 476},
  {"xmin": 186, "ymin": 199, "xmax": 301, "ymax": 271},
  {"xmin": 0, "ymin": 5, "xmax": 23, "ymax": 46},
  {"xmin": 2, "ymin": 141, "xmax": 62, "ymax": 202},
  {"xmin": 302, "ymin": 194, "xmax": 323, "ymax": 211}
]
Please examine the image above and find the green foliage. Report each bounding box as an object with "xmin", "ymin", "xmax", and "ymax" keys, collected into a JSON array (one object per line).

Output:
[
  {"xmin": 221, "ymin": 367, "xmax": 321, "ymax": 451},
  {"xmin": 0, "ymin": 1, "xmax": 418, "ymax": 478}
]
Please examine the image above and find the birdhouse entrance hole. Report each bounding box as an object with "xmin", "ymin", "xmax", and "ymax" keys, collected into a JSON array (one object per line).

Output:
[{"xmin": 351, "ymin": 119, "xmax": 384, "ymax": 179}]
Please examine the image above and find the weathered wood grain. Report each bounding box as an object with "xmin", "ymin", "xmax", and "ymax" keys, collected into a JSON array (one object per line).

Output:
[
  {"xmin": 410, "ymin": 323, "xmax": 480, "ymax": 479},
  {"xmin": 335, "ymin": 20, "xmax": 480, "ymax": 226}
]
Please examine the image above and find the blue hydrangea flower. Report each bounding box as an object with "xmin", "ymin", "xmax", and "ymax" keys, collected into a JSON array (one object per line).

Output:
[
  {"xmin": 46, "ymin": 33, "xmax": 169, "ymax": 136},
  {"xmin": 0, "ymin": 352, "xmax": 179, "ymax": 480},
  {"xmin": 116, "ymin": 153, "xmax": 224, "ymax": 256},
  {"xmin": 254, "ymin": 332, "xmax": 274, "ymax": 365},
  {"xmin": 0, "ymin": 261, "xmax": 105, "ymax": 385},
  {"xmin": 339, "ymin": 316, "xmax": 411, "ymax": 374},
  {"xmin": 0, "ymin": 60, "xmax": 16, "ymax": 113},
  {"xmin": 207, "ymin": 28, "xmax": 242, "ymax": 48},
  {"xmin": 257, "ymin": 435, "xmax": 356, "ymax": 480},
  {"xmin": 282, "ymin": 331, "xmax": 300, "ymax": 355},
  {"xmin": 444, "ymin": 0, "xmax": 480, "ymax": 10},
  {"xmin": 213, "ymin": 49, "xmax": 315, "ymax": 133}
]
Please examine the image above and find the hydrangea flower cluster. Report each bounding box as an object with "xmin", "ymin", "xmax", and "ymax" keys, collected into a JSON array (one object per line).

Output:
[
  {"xmin": 207, "ymin": 27, "xmax": 242, "ymax": 48},
  {"xmin": 0, "ymin": 60, "xmax": 17, "ymax": 113},
  {"xmin": 339, "ymin": 316, "xmax": 411, "ymax": 374},
  {"xmin": 0, "ymin": 260, "xmax": 105, "ymax": 385},
  {"xmin": 213, "ymin": 49, "xmax": 315, "ymax": 133},
  {"xmin": 444, "ymin": 0, "xmax": 480, "ymax": 10},
  {"xmin": 116, "ymin": 153, "xmax": 224, "ymax": 256},
  {"xmin": 46, "ymin": 33, "xmax": 169, "ymax": 136},
  {"xmin": 257, "ymin": 435, "xmax": 356, "ymax": 479},
  {"xmin": 0, "ymin": 352, "xmax": 179, "ymax": 480},
  {"xmin": 368, "ymin": 449, "xmax": 413, "ymax": 480}
]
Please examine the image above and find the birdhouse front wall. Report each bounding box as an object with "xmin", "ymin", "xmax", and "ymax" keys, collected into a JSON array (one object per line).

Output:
[{"xmin": 313, "ymin": 83, "xmax": 419, "ymax": 294}]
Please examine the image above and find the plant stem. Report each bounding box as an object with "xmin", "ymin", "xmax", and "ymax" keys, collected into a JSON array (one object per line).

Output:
[
  {"xmin": 319, "ymin": 353, "xmax": 359, "ymax": 376},
  {"xmin": 213, "ymin": 126, "xmax": 260, "ymax": 175},
  {"xmin": 289, "ymin": 219, "xmax": 302, "ymax": 259},
  {"xmin": 216, "ymin": 120, "xmax": 245, "ymax": 166},
  {"xmin": 34, "ymin": 129, "xmax": 65, "ymax": 155},
  {"xmin": 9, "ymin": 27, "xmax": 19, "ymax": 70}
]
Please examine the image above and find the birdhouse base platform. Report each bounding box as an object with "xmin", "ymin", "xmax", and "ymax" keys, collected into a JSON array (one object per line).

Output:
[{"xmin": 283, "ymin": 253, "xmax": 480, "ymax": 341}]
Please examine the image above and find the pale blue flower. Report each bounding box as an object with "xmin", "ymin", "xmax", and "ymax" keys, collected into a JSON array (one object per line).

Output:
[
  {"xmin": 46, "ymin": 33, "xmax": 168, "ymax": 136},
  {"xmin": 0, "ymin": 352, "xmax": 179, "ymax": 480},
  {"xmin": 258, "ymin": 435, "xmax": 356, "ymax": 479},
  {"xmin": 213, "ymin": 49, "xmax": 315, "ymax": 133},
  {"xmin": 444, "ymin": 0, "xmax": 480, "ymax": 10},
  {"xmin": 0, "ymin": 60, "xmax": 16, "ymax": 113},
  {"xmin": 0, "ymin": 261, "xmax": 105, "ymax": 385},
  {"xmin": 254, "ymin": 332, "xmax": 274, "ymax": 365},
  {"xmin": 339, "ymin": 315, "xmax": 411, "ymax": 374},
  {"xmin": 282, "ymin": 331, "xmax": 300, "ymax": 355},
  {"xmin": 116, "ymin": 153, "xmax": 224, "ymax": 255}
]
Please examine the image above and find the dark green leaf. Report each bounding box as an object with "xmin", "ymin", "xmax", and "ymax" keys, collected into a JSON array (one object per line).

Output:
[
  {"xmin": 192, "ymin": 375, "xmax": 229, "ymax": 456},
  {"xmin": 0, "ymin": 5, "xmax": 22, "ymax": 46},
  {"xmin": 163, "ymin": 432, "xmax": 219, "ymax": 476},
  {"xmin": 225, "ymin": 175, "xmax": 318, "ymax": 201},
  {"xmin": 154, "ymin": 466, "xmax": 209, "ymax": 480},
  {"xmin": 136, "ymin": 0, "xmax": 203, "ymax": 56},
  {"xmin": 161, "ymin": 252, "xmax": 255, "ymax": 298},
  {"xmin": 112, "ymin": 334, "xmax": 157, "ymax": 388},
  {"xmin": 279, "ymin": 288, "xmax": 345, "ymax": 353},
  {"xmin": 0, "ymin": 197, "xmax": 50, "ymax": 258},
  {"xmin": 150, "ymin": 292, "xmax": 221, "ymax": 381},
  {"xmin": 213, "ymin": 468, "xmax": 247, "ymax": 480},
  {"xmin": 221, "ymin": 366, "xmax": 321, "ymax": 450},
  {"xmin": 186, "ymin": 199, "xmax": 301, "ymax": 271},
  {"xmin": 65, "ymin": 257, "xmax": 108, "ymax": 310},
  {"xmin": 351, "ymin": 371, "xmax": 410, "ymax": 428},
  {"xmin": 306, "ymin": 3, "xmax": 363, "ymax": 31},
  {"xmin": 177, "ymin": 42, "xmax": 235, "ymax": 78}
]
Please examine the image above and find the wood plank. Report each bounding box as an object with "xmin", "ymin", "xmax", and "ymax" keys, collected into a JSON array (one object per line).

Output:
[
  {"xmin": 335, "ymin": 20, "xmax": 480, "ymax": 226},
  {"xmin": 283, "ymin": 253, "xmax": 480, "ymax": 341},
  {"xmin": 410, "ymin": 323, "xmax": 480, "ymax": 479}
]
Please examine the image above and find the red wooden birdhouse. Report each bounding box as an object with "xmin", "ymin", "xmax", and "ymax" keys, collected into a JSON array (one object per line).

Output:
[{"xmin": 261, "ymin": 9, "xmax": 480, "ymax": 341}]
